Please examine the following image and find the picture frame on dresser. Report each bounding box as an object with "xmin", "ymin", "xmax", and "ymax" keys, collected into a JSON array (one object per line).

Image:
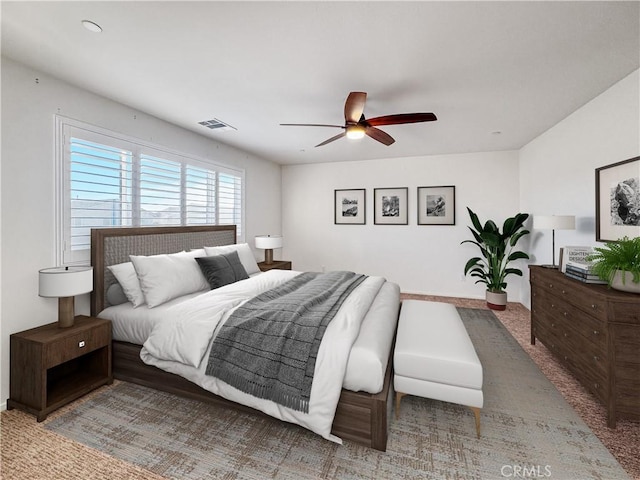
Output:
[
  {"xmin": 334, "ymin": 188, "xmax": 366, "ymax": 225},
  {"xmin": 374, "ymin": 187, "xmax": 408, "ymax": 225},
  {"xmin": 595, "ymin": 155, "xmax": 640, "ymax": 242}
]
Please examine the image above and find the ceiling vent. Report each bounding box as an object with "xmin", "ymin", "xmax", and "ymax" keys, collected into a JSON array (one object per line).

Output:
[{"xmin": 198, "ymin": 118, "xmax": 237, "ymax": 132}]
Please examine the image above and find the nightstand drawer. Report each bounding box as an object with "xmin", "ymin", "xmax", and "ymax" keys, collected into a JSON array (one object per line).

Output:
[{"xmin": 43, "ymin": 323, "xmax": 110, "ymax": 368}]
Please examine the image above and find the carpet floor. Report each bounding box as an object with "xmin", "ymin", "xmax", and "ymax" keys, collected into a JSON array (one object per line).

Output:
[{"xmin": 2, "ymin": 297, "xmax": 638, "ymax": 479}]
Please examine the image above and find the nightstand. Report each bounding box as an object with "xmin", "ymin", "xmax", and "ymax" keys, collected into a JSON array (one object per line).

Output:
[
  {"xmin": 258, "ymin": 260, "xmax": 292, "ymax": 272},
  {"xmin": 7, "ymin": 315, "xmax": 112, "ymax": 421}
]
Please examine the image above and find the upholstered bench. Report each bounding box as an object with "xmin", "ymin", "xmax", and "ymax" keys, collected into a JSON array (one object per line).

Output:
[{"xmin": 394, "ymin": 300, "xmax": 484, "ymax": 438}]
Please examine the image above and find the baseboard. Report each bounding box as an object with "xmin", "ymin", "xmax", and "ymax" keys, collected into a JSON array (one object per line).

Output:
[
  {"xmin": 399, "ymin": 290, "xmax": 486, "ymax": 301},
  {"xmin": 1, "ymin": 400, "xmax": 7, "ymax": 412}
]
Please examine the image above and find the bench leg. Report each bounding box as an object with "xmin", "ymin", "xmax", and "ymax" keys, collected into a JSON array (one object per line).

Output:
[
  {"xmin": 470, "ymin": 406, "xmax": 481, "ymax": 438},
  {"xmin": 395, "ymin": 392, "xmax": 406, "ymax": 420}
]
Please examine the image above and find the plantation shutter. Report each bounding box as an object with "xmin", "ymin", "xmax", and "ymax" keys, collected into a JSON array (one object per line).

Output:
[
  {"xmin": 59, "ymin": 117, "xmax": 244, "ymax": 265},
  {"xmin": 186, "ymin": 165, "xmax": 216, "ymax": 224},
  {"xmin": 139, "ymin": 154, "xmax": 181, "ymax": 225},
  {"xmin": 218, "ymin": 171, "xmax": 243, "ymax": 238}
]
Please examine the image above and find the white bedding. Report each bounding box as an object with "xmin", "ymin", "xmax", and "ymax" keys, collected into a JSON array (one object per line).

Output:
[
  {"xmin": 99, "ymin": 271, "xmax": 399, "ymax": 395},
  {"xmin": 100, "ymin": 269, "xmax": 399, "ymax": 443}
]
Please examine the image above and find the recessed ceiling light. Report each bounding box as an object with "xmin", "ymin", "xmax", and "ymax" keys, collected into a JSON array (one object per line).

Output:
[
  {"xmin": 82, "ymin": 20, "xmax": 103, "ymax": 33},
  {"xmin": 491, "ymin": 131, "xmax": 502, "ymax": 135}
]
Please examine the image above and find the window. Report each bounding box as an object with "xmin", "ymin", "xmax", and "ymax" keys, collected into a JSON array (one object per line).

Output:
[{"xmin": 57, "ymin": 117, "xmax": 244, "ymax": 264}]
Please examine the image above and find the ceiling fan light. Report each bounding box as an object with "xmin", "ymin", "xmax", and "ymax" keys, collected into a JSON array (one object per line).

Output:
[{"xmin": 346, "ymin": 125, "xmax": 366, "ymax": 140}]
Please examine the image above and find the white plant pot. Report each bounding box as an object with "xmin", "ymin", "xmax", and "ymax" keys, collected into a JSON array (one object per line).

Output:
[
  {"xmin": 486, "ymin": 290, "xmax": 507, "ymax": 310},
  {"xmin": 611, "ymin": 270, "xmax": 640, "ymax": 294}
]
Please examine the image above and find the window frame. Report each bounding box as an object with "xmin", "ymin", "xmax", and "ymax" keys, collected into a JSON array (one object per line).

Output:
[{"xmin": 55, "ymin": 115, "xmax": 245, "ymax": 265}]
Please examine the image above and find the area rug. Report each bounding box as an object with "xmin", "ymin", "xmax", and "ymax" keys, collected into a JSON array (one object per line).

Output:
[{"xmin": 45, "ymin": 307, "xmax": 630, "ymax": 480}]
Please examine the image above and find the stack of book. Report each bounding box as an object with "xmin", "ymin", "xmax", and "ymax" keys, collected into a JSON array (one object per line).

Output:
[{"xmin": 564, "ymin": 261, "xmax": 607, "ymax": 284}]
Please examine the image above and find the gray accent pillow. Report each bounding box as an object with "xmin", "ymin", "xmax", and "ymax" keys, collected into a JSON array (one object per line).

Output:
[
  {"xmin": 196, "ymin": 251, "xmax": 249, "ymax": 290},
  {"xmin": 106, "ymin": 282, "xmax": 129, "ymax": 306}
]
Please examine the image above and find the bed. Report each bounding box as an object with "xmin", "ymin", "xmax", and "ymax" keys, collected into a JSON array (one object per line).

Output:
[{"xmin": 90, "ymin": 225, "xmax": 399, "ymax": 451}]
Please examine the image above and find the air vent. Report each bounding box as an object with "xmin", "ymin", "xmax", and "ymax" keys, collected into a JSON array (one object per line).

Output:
[{"xmin": 198, "ymin": 118, "xmax": 237, "ymax": 132}]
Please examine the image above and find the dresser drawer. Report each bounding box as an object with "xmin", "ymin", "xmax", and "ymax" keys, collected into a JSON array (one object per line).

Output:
[
  {"xmin": 43, "ymin": 323, "xmax": 110, "ymax": 368},
  {"xmin": 532, "ymin": 271, "xmax": 608, "ymax": 321},
  {"xmin": 534, "ymin": 289, "xmax": 606, "ymax": 350},
  {"xmin": 612, "ymin": 324, "xmax": 640, "ymax": 364},
  {"xmin": 575, "ymin": 359, "xmax": 608, "ymax": 403},
  {"xmin": 610, "ymin": 301, "xmax": 640, "ymax": 325}
]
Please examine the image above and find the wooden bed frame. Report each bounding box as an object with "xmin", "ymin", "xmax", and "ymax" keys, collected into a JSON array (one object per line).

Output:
[{"xmin": 90, "ymin": 225, "xmax": 394, "ymax": 451}]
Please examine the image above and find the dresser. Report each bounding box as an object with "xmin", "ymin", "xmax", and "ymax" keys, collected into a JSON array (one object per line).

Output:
[{"xmin": 529, "ymin": 266, "xmax": 640, "ymax": 428}]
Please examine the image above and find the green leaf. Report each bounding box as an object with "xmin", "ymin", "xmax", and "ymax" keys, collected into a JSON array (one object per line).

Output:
[{"xmin": 461, "ymin": 208, "xmax": 531, "ymax": 292}]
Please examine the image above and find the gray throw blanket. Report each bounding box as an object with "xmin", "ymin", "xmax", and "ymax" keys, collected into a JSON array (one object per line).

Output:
[{"xmin": 205, "ymin": 271, "xmax": 366, "ymax": 413}]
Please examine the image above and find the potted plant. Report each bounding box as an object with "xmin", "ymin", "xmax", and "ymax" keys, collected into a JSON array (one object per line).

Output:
[
  {"xmin": 461, "ymin": 207, "xmax": 531, "ymax": 310},
  {"xmin": 586, "ymin": 236, "xmax": 640, "ymax": 294}
]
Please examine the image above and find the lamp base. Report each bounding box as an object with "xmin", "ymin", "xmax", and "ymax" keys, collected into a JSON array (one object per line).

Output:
[
  {"xmin": 58, "ymin": 297, "xmax": 75, "ymax": 328},
  {"xmin": 264, "ymin": 249, "xmax": 274, "ymax": 265}
]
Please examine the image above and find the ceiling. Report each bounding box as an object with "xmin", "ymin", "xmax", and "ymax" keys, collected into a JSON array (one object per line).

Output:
[{"xmin": 2, "ymin": 1, "xmax": 639, "ymax": 165}]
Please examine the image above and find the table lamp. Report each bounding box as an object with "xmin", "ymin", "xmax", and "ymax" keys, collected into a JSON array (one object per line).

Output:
[
  {"xmin": 39, "ymin": 266, "xmax": 93, "ymax": 328},
  {"xmin": 533, "ymin": 215, "xmax": 576, "ymax": 269},
  {"xmin": 255, "ymin": 235, "xmax": 283, "ymax": 265}
]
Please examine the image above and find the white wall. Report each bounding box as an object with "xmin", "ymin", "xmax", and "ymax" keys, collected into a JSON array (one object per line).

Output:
[
  {"xmin": 520, "ymin": 69, "xmax": 640, "ymax": 307},
  {"xmin": 282, "ymin": 150, "xmax": 523, "ymax": 300},
  {"xmin": 0, "ymin": 57, "xmax": 282, "ymax": 408},
  {"xmin": 281, "ymin": 69, "xmax": 640, "ymax": 309}
]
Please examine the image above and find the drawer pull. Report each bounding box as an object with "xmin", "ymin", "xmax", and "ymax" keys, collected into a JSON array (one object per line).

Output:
[
  {"xmin": 594, "ymin": 356, "xmax": 599, "ymax": 361},
  {"xmin": 564, "ymin": 333, "xmax": 568, "ymax": 337},
  {"xmin": 561, "ymin": 289, "xmax": 566, "ymax": 294},
  {"xmin": 591, "ymin": 304, "xmax": 597, "ymax": 309},
  {"xmin": 79, "ymin": 341, "xmax": 85, "ymax": 348},
  {"xmin": 563, "ymin": 312, "xmax": 567, "ymax": 316},
  {"xmin": 593, "ymin": 330, "xmax": 599, "ymax": 335},
  {"xmin": 549, "ymin": 283, "xmax": 553, "ymax": 288},
  {"xmin": 594, "ymin": 383, "xmax": 599, "ymax": 389},
  {"xmin": 563, "ymin": 356, "xmax": 568, "ymax": 360}
]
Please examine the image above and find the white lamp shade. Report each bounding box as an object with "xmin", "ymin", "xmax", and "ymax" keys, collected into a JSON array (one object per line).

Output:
[
  {"xmin": 39, "ymin": 266, "xmax": 93, "ymax": 298},
  {"xmin": 533, "ymin": 215, "xmax": 575, "ymax": 230},
  {"xmin": 255, "ymin": 235, "xmax": 283, "ymax": 250}
]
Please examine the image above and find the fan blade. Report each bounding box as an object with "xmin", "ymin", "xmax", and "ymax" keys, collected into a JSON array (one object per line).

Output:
[
  {"xmin": 316, "ymin": 131, "xmax": 346, "ymax": 147},
  {"xmin": 280, "ymin": 123, "xmax": 344, "ymax": 128},
  {"xmin": 365, "ymin": 126, "xmax": 395, "ymax": 146},
  {"xmin": 344, "ymin": 92, "xmax": 367, "ymax": 124},
  {"xmin": 366, "ymin": 113, "xmax": 437, "ymax": 126}
]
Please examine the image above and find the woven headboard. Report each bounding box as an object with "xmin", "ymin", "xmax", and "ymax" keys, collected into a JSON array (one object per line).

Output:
[{"xmin": 90, "ymin": 225, "xmax": 237, "ymax": 316}]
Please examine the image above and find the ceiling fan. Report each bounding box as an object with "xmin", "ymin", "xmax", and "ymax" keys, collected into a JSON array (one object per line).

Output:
[{"xmin": 280, "ymin": 92, "xmax": 437, "ymax": 147}]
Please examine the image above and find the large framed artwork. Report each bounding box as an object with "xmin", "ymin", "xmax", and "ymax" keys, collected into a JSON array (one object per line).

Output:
[
  {"xmin": 595, "ymin": 156, "xmax": 640, "ymax": 241},
  {"xmin": 374, "ymin": 187, "xmax": 408, "ymax": 225},
  {"xmin": 334, "ymin": 188, "xmax": 366, "ymax": 225},
  {"xmin": 417, "ymin": 185, "xmax": 455, "ymax": 225}
]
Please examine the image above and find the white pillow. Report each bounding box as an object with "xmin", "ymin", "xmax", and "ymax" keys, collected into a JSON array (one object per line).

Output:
[
  {"xmin": 190, "ymin": 248, "xmax": 207, "ymax": 257},
  {"xmin": 204, "ymin": 243, "xmax": 260, "ymax": 275},
  {"xmin": 130, "ymin": 251, "xmax": 209, "ymax": 308},
  {"xmin": 107, "ymin": 261, "xmax": 146, "ymax": 308}
]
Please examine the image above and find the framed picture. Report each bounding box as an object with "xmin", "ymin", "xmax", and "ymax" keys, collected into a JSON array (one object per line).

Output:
[
  {"xmin": 374, "ymin": 187, "xmax": 408, "ymax": 225},
  {"xmin": 417, "ymin": 185, "xmax": 455, "ymax": 225},
  {"xmin": 595, "ymin": 156, "xmax": 640, "ymax": 241},
  {"xmin": 334, "ymin": 189, "xmax": 366, "ymax": 224}
]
